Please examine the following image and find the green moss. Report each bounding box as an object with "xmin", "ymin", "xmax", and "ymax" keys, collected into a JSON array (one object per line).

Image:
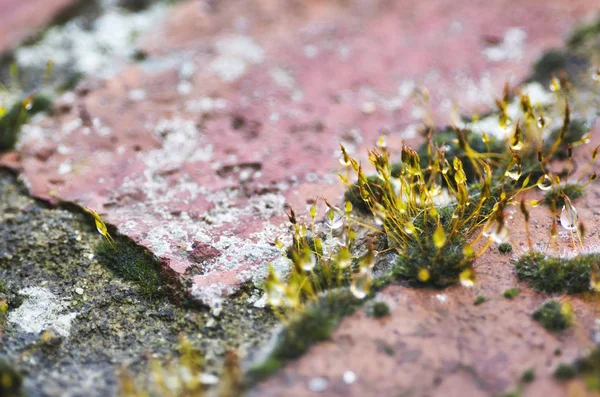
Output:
[
  {"xmin": 417, "ymin": 127, "xmax": 506, "ymax": 184},
  {"xmin": 554, "ymin": 363, "xmax": 577, "ymax": 380},
  {"xmin": 514, "ymin": 252, "xmax": 596, "ymax": 294},
  {"xmin": 344, "ymin": 175, "xmax": 386, "ymax": 214},
  {"xmin": 547, "ymin": 119, "xmax": 590, "ymax": 159},
  {"xmin": 499, "ymin": 243, "xmax": 513, "ymax": 254},
  {"xmin": 521, "ymin": 368, "xmax": 535, "ymax": 383},
  {"xmin": 247, "ymin": 290, "xmax": 362, "ymax": 382},
  {"xmin": 0, "ymin": 278, "xmax": 7, "ymax": 295},
  {"xmin": 543, "ymin": 184, "xmax": 584, "ymax": 207},
  {"xmin": 95, "ymin": 237, "xmax": 164, "ymax": 299},
  {"xmin": 0, "ymin": 94, "xmax": 53, "ymax": 151},
  {"xmin": 532, "ymin": 300, "xmax": 573, "ymax": 331},
  {"xmin": 568, "ymin": 18, "xmax": 600, "ymax": 47},
  {"xmin": 531, "ymin": 50, "xmax": 567, "ymax": 82},
  {"xmin": 392, "ymin": 234, "xmax": 472, "ymax": 288},
  {"xmin": 503, "ymin": 288, "xmax": 520, "ymax": 299},
  {"xmin": 474, "ymin": 295, "xmax": 486, "ymax": 306},
  {"xmin": 371, "ymin": 301, "xmax": 390, "ymax": 318}
]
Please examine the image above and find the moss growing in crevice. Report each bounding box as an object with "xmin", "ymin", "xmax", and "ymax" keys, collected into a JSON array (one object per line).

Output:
[
  {"xmin": 542, "ymin": 183, "xmax": 584, "ymax": 207},
  {"xmin": 514, "ymin": 252, "xmax": 596, "ymax": 294},
  {"xmin": 532, "ymin": 300, "xmax": 573, "ymax": 331},
  {"xmin": 474, "ymin": 295, "xmax": 486, "ymax": 306},
  {"xmin": 247, "ymin": 290, "xmax": 362, "ymax": 382},
  {"xmin": 95, "ymin": 237, "xmax": 164, "ymax": 299}
]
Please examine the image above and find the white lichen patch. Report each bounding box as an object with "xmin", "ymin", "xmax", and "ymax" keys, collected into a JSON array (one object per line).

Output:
[
  {"xmin": 482, "ymin": 27, "xmax": 527, "ymax": 62},
  {"xmin": 142, "ymin": 117, "xmax": 213, "ymax": 175},
  {"xmin": 15, "ymin": 1, "xmax": 166, "ymax": 78},
  {"xmin": 8, "ymin": 287, "xmax": 77, "ymax": 338},
  {"xmin": 209, "ymin": 36, "xmax": 265, "ymax": 82}
]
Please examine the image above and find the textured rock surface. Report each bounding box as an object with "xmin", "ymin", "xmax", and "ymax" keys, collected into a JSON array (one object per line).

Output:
[
  {"xmin": 2, "ymin": 1, "xmax": 600, "ymax": 395},
  {"xmin": 0, "ymin": 0, "xmax": 79, "ymax": 53},
  {"xmin": 2, "ymin": 0, "xmax": 599, "ymax": 307}
]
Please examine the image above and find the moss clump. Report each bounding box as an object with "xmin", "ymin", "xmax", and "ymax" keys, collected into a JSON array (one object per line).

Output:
[
  {"xmin": 499, "ymin": 243, "xmax": 513, "ymax": 254},
  {"xmin": 543, "ymin": 184, "xmax": 584, "ymax": 207},
  {"xmin": 532, "ymin": 300, "xmax": 573, "ymax": 331},
  {"xmin": 503, "ymin": 288, "xmax": 520, "ymax": 299},
  {"xmin": 95, "ymin": 238, "xmax": 164, "ymax": 299},
  {"xmin": 371, "ymin": 301, "xmax": 390, "ymax": 318},
  {"xmin": 474, "ymin": 295, "xmax": 486, "ymax": 306},
  {"xmin": 344, "ymin": 175, "xmax": 386, "ymax": 214},
  {"xmin": 392, "ymin": 234, "xmax": 472, "ymax": 288},
  {"xmin": 521, "ymin": 368, "xmax": 535, "ymax": 383},
  {"xmin": 514, "ymin": 252, "xmax": 596, "ymax": 294},
  {"xmin": 531, "ymin": 50, "xmax": 567, "ymax": 82},
  {"xmin": 0, "ymin": 94, "xmax": 53, "ymax": 151},
  {"xmin": 248, "ymin": 290, "xmax": 362, "ymax": 382},
  {"xmin": 554, "ymin": 363, "xmax": 577, "ymax": 380}
]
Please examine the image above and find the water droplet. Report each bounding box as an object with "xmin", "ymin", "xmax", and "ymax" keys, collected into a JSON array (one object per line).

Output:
[
  {"xmin": 325, "ymin": 208, "xmax": 344, "ymax": 229},
  {"xmin": 537, "ymin": 174, "xmax": 553, "ymax": 191},
  {"xmin": 482, "ymin": 220, "xmax": 508, "ymax": 244},
  {"xmin": 300, "ymin": 249, "xmax": 317, "ymax": 271},
  {"xmin": 560, "ymin": 200, "xmax": 578, "ymax": 230},
  {"xmin": 350, "ymin": 268, "xmax": 372, "ymax": 299},
  {"xmin": 336, "ymin": 247, "xmax": 351, "ymax": 268},
  {"xmin": 343, "ymin": 370, "xmax": 357, "ymax": 385},
  {"xmin": 537, "ymin": 116, "xmax": 546, "ymax": 129},
  {"xmin": 505, "ymin": 163, "xmax": 522, "ymax": 180},
  {"xmin": 339, "ymin": 154, "xmax": 351, "ymax": 166},
  {"xmin": 266, "ymin": 283, "xmax": 286, "ymax": 307}
]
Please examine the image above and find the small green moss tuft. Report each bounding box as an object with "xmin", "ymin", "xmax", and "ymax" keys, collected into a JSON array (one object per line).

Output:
[
  {"xmin": 521, "ymin": 368, "xmax": 535, "ymax": 383},
  {"xmin": 503, "ymin": 288, "xmax": 520, "ymax": 299},
  {"xmin": 344, "ymin": 175, "xmax": 386, "ymax": 214},
  {"xmin": 498, "ymin": 243, "xmax": 513, "ymax": 254},
  {"xmin": 371, "ymin": 301, "xmax": 390, "ymax": 318},
  {"xmin": 543, "ymin": 184, "xmax": 584, "ymax": 208},
  {"xmin": 554, "ymin": 363, "xmax": 577, "ymax": 380},
  {"xmin": 532, "ymin": 300, "xmax": 573, "ymax": 331},
  {"xmin": 95, "ymin": 237, "xmax": 164, "ymax": 299},
  {"xmin": 247, "ymin": 290, "xmax": 362, "ymax": 382},
  {"xmin": 531, "ymin": 50, "xmax": 567, "ymax": 82},
  {"xmin": 514, "ymin": 252, "xmax": 596, "ymax": 294},
  {"xmin": 0, "ymin": 94, "xmax": 53, "ymax": 151},
  {"xmin": 474, "ymin": 295, "xmax": 486, "ymax": 306}
]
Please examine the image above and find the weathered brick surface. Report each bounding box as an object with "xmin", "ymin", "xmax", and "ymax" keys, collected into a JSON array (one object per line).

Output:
[{"xmin": 1, "ymin": 0, "xmax": 598, "ymax": 307}]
